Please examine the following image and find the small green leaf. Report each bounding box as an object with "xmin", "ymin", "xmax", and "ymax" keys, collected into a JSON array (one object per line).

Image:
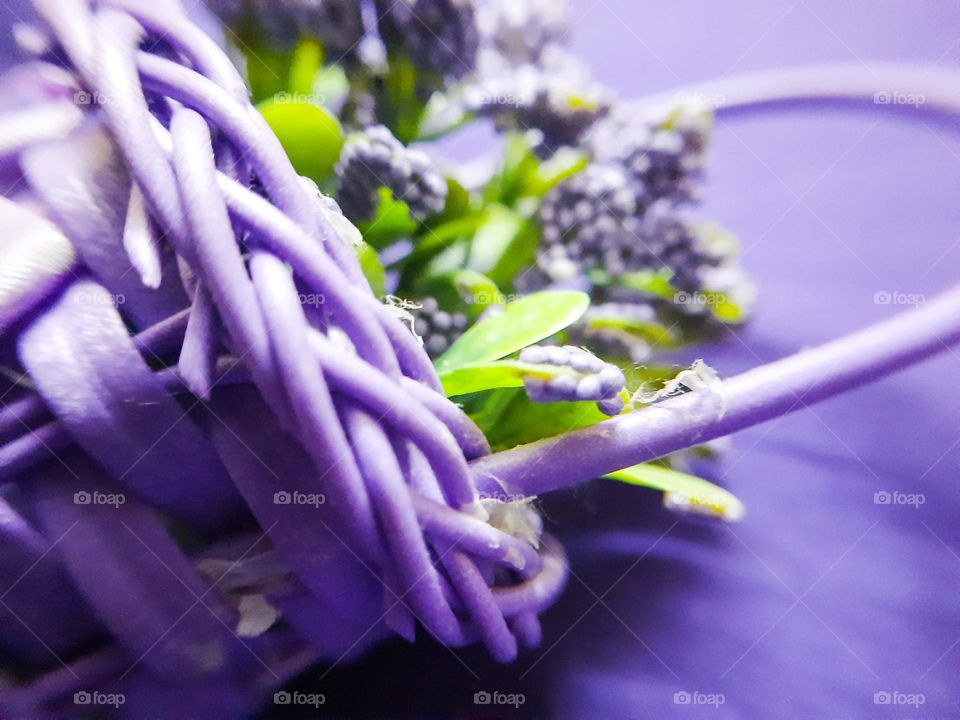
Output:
[
  {"xmin": 244, "ymin": 45, "xmax": 291, "ymax": 103},
  {"xmin": 466, "ymin": 204, "xmax": 539, "ymax": 288},
  {"xmin": 466, "ymin": 205, "xmax": 524, "ymax": 274},
  {"xmin": 599, "ymin": 268, "xmax": 677, "ymax": 301},
  {"xmin": 359, "ymin": 188, "xmax": 418, "ymax": 249},
  {"xmin": 585, "ymin": 313, "xmax": 677, "ymax": 346},
  {"xmin": 478, "ymin": 390, "xmax": 609, "ymax": 450},
  {"xmin": 436, "ymin": 178, "xmax": 472, "ymax": 222},
  {"xmin": 288, "ymin": 38, "xmax": 323, "ymax": 96},
  {"xmin": 439, "ymin": 360, "xmax": 569, "ymax": 396},
  {"xmin": 379, "ymin": 54, "xmax": 427, "ymax": 143},
  {"xmin": 521, "ymin": 148, "xmax": 588, "ymax": 199},
  {"xmin": 259, "ymin": 97, "xmax": 343, "ymax": 183},
  {"xmin": 435, "ymin": 290, "xmax": 589, "ymax": 372},
  {"xmin": 708, "ymin": 293, "xmax": 747, "ymax": 324},
  {"xmin": 605, "ymin": 463, "xmax": 745, "ymax": 522},
  {"xmin": 450, "ymin": 269, "xmax": 504, "ymax": 316},
  {"xmin": 355, "ymin": 241, "xmax": 385, "ymax": 296},
  {"xmin": 490, "ymin": 132, "xmax": 540, "ymax": 205}
]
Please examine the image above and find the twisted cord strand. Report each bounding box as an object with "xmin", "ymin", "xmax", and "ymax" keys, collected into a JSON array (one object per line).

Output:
[{"xmin": 0, "ymin": 4, "xmax": 570, "ymax": 709}]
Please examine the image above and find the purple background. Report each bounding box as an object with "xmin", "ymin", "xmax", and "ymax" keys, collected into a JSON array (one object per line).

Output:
[{"xmin": 530, "ymin": 1, "xmax": 960, "ymax": 718}]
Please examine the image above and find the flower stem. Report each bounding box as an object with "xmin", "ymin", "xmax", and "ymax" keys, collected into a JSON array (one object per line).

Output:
[{"xmin": 472, "ymin": 285, "xmax": 960, "ymax": 496}]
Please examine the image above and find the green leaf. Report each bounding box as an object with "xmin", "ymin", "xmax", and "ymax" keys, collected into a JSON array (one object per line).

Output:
[
  {"xmin": 466, "ymin": 204, "xmax": 539, "ymax": 288},
  {"xmin": 435, "ymin": 290, "xmax": 589, "ymax": 372},
  {"xmin": 585, "ymin": 318, "xmax": 678, "ymax": 352},
  {"xmin": 244, "ymin": 45, "xmax": 291, "ymax": 103},
  {"xmin": 489, "ymin": 132, "xmax": 540, "ymax": 205},
  {"xmin": 435, "ymin": 178, "xmax": 472, "ymax": 222},
  {"xmin": 450, "ymin": 269, "xmax": 504, "ymax": 315},
  {"xmin": 379, "ymin": 54, "xmax": 427, "ymax": 143},
  {"xmin": 478, "ymin": 391, "xmax": 609, "ymax": 450},
  {"xmin": 466, "ymin": 205, "xmax": 523, "ymax": 274},
  {"xmin": 355, "ymin": 241, "xmax": 385, "ymax": 296},
  {"xmin": 605, "ymin": 463, "xmax": 745, "ymax": 522},
  {"xmin": 422, "ymin": 240, "xmax": 470, "ymax": 279},
  {"xmin": 521, "ymin": 148, "xmax": 588, "ymax": 199},
  {"xmin": 288, "ymin": 38, "xmax": 323, "ymax": 96},
  {"xmin": 259, "ymin": 97, "xmax": 343, "ymax": 183},
  {"xmin": 439, "ymin": 360, "xmax": 570, "ymax": 396},
  {"xmin": 359, "ymin": 188, "xmax": 418, "ymax": 249},
  {"xmin": 597, "ymin": 268, "xmax": 677, "ymax": 301}
]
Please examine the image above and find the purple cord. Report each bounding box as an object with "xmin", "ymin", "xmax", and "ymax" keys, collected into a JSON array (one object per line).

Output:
[{"xmin": 0, "ymin": 2, "xmax": 570, "ymax": 711}]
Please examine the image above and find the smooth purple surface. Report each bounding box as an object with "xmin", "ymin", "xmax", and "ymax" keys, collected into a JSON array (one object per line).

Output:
[{"xmin": 538, "ymin": 2, "xmax": 960, "ymax": 717}]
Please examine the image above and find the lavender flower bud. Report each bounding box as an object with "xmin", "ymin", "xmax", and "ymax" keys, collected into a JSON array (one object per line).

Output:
[
  {"xmin": 476, "ymin": 0, "xmax": 570, "ymax": 64},
  {"xmin": 537, "ymin": 163, "xmax": 636, "ymax": 280},
  {"xmin": 539, "ymin": 172, "xmax": 737, "ymax": 294},
  {"xmin": 336, "ymin": 124, "xmax": 448, "ymax": 222},
  {"xmin": 206, "ymin": 0, "xmax": 364, "ymax": 58},
  {"xmin": 375, "ymin": 0, "xmax": 479, "ymax": 79},
  {"xmin": 641, "ymin": 201, "xmax": 733, "ymax": 292},
  {"xmin": 413, "ymin": 296, "xmax": 469, "ymax": 358},
  {"xmin": 519, "ymin": 345, "xmax": 626, "ymax": 416},
  {"xmin": 568, "ymin": 302, "xmax": 658, "ymax": 363},
  {"xmin": 468, "ymin": 48, "xmax": 611, "ymax": 152},
  {"xmin": 587, "ymin": 103, "xmax": 712, "ymax": 209}
]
